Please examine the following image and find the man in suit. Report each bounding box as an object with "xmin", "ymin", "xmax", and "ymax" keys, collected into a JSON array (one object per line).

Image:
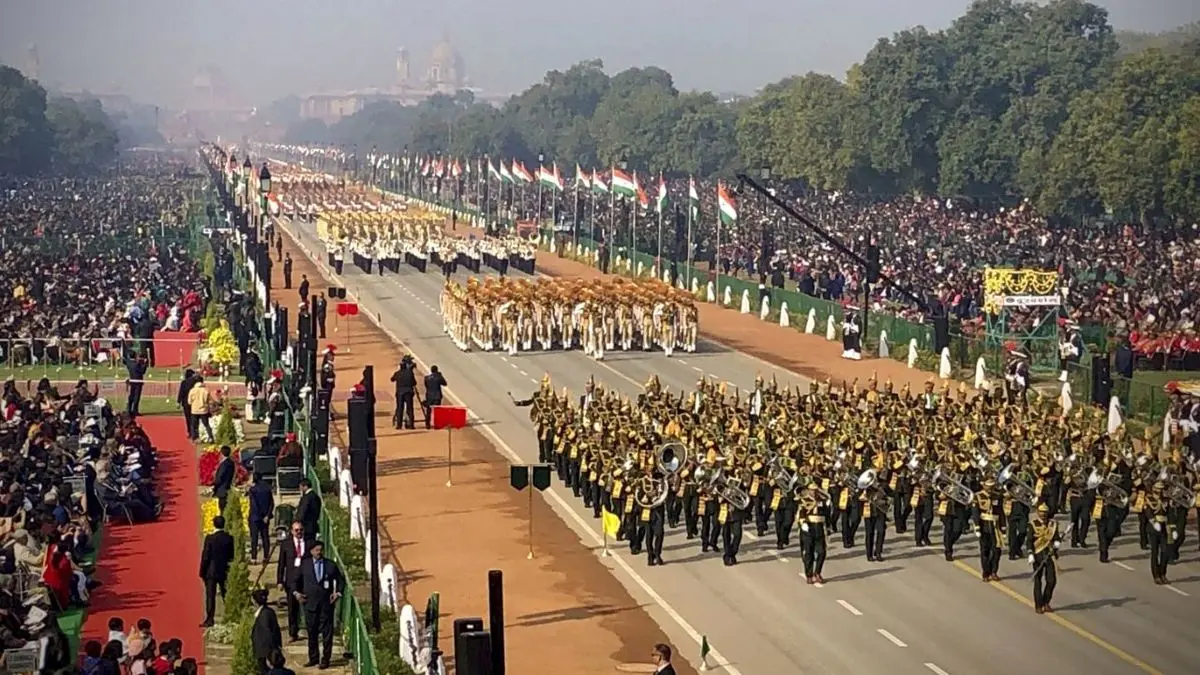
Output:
[
  {"xmin": 421, "ymin": 365, "xmax": 447, "ymax": 429},
  {"xmin": 299, "ymin": 274, "xmax": 310, "ymax": 306},
  {"xmin": 248, "ymin": 475, "xmax": 275, "ymax": 563},
  {"xmin": 652, "ymin": 643, "xmax": 677, "ymax": 675},
  {"xmin": 199, "ymin": 516, "xmax": 235, "ymax": 627},
  {"xmin": 296, "ymin": 541, "xmax": 343, "ymax": 669},
  {"xmin": 276, "ymin": 521, "xmax": 314, "ymax": 642},
  {"xmin": 251, "ymin": 588, "xmax": 282, "ymax": 673},
  {"xmin": 178, "ymin": 368, "xmax": 198, "ymax": 438},
  {"xmin": 296, "ymin": 479, "xmax": 321, "ymax": 538},
  {"xmin": 212, "ymin": 446, "xmax": 236, "ymax": 510}
]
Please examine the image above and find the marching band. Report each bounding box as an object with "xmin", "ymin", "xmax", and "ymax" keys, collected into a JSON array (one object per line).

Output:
[
  {"xmin": 512, "ymin": 367, "xmax": 1200, "ymax": 606},
  {"xmin": 441, "ymin": 277, "xmax": 700, "ymax": 357}
]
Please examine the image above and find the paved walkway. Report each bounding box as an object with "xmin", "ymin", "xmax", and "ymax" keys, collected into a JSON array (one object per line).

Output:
[{"xmin": 274, "ymin": 230, "xmax": 694, "ymax": 675}]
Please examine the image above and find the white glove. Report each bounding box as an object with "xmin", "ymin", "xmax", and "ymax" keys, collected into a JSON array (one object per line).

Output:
[
  {"xmin": 801, "ymin": 522, "xmax": 809, "ymax": 533},
  {"xmin": 1052, "ymin": 541, "xmax": 1060, "ymax": 550},
  {"xmin": 1153, "ymin": 522, "xmax": 1162, "ymax": 532},
  {"xmin": 975, "ymin": 530, "xmax": 982, "ymax": 539},
  {"xmin": 1027, "ymin": 554, "xmax": 1035, "ymax": 565}
]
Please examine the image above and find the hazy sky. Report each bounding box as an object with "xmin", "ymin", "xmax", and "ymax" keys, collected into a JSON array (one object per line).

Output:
[{"xmin": 1, "ymin": 0, "xmax": 1196, "ymax": 108}]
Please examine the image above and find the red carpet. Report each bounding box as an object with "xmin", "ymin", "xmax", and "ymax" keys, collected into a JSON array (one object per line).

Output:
[
  {"xmin": 152, "ymin": 331, "xmax": 201, "ymax": 367},
  {"xmin": 82, "ymin": 416, "xmax": 206, "ymax": 672}
]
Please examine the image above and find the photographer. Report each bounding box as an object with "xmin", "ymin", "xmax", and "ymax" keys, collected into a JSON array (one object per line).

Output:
[
  {"xmin": 390, "ymin": 355, "xmax": 418, "ymax": 430},
  {"xmin": 422, "ymin": 365, "xmax": 448, "ymax": 429}
]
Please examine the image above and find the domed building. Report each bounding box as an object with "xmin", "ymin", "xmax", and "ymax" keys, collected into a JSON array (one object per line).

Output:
[
  {"xmin": 426, "ymin": 38, "xmax": 465, "ymax": 92},
  {"xmin": 299, "ymin": 37, "xmax": 498, "ymax": 122}
]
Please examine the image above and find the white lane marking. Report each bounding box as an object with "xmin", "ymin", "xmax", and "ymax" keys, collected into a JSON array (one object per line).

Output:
[
  {"xmin": 678, "ymin": 359, "xmax": 688, "ymax": 365},
  {"xmin": 1114, "ymin": 561, "xmax": 1135, "ymax": 571},
  {"xmin": 500, "ymin": 357, "xmax": 508, "ymax": 362},
  {"xmin": 837, "ymin": 600, "xmax": 863, "ymax": 616},
  {"xmin": 877, "ymin": 629, "xmax": 907, "ymax": 648},
  {"xmin": 692, "ymin": 366, "xmax": 703, "ymax": 372},
  {"xmin": 924, "ymin": 663, "xmax": 950, "ymax": 675},
  {"xmin": 279, "ymin": 222, "xmax": 745, "ymax": 675},
  {"xmin": 510, "ymin": 363, "xmax": 520, "ymax": 369},
  {"xmin": 1165, "ymin": 585, "xmax": 1190, "ymax": 597}
]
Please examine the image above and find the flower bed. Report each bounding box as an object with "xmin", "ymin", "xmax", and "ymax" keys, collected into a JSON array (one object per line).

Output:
[{"xmin": 198, "ymin": 445, "xmax": 250, "ymax": 486}]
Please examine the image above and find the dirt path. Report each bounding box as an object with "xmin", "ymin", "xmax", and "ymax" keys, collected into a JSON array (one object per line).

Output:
[{"xmin": 271, "ymin": 230, "xmax": 696, "ymax": 675}]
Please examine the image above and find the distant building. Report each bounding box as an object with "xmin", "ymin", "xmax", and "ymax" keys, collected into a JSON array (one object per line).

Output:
[
  {"xmin": 298, "ymin": 38, "xmax": 504, "ymax": 123},
  {"xmin": 23, "ymin": 44, "xmax": 39, "ymax": 82}
]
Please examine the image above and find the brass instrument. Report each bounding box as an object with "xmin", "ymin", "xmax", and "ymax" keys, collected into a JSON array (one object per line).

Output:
[
  {"xmin": 633, "ymin": 473, "xmax": 670, "ymax": 509},
  {"xmin": 657, "ymin": 441, "xmax": 685, "ymax": 475},
  {"xmin": 1085, "ymin": 468, "xmax": 1129, "ymax": 506},
  {"xmin": 931, "ymin": 466, "xmax": 975, "ymax": 506},
  {"xmin": 997, "ymin": 463, "xmax": 1035, "ymax": 507},
  {"xmin": 767, "ymin": 453, "xmax": 800, "ymax": 493},
  {"xmin": 1163, "ymin": 475, "xmax": 1196, "ymax": 510}
]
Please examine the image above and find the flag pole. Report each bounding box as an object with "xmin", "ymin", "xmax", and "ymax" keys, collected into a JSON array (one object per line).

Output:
[
  {"xmin": 715, "ymin": 183, "xmax": 722, "ymax": 293},
  {"xmin": 656, "ymin": 202, "xmax": 664, "ymax": 280},
  {"xmin": 686, "ymin": 181, "xmax": 694, "ymax": 291}
]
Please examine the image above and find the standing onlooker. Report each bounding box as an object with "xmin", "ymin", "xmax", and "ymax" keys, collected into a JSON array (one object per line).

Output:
[
  {"xmin": 212, "ymin": 446, "xmax": 235, "ymax": 511},
  {"xmin": 188, "ymin": 377, "xmax": 213, "ymax": 441},
  {"xmin": 250, "ymin": 588, "xmax": 283, "ymax": 673},
  {"xmin": 651, "ymin": 644, "xmax": 677, "ymax": 675},
  {"xmin": 298, "ymin": 541, "xmax": 344, "ymax": 669},
  {"xmin": 422, "ymin": 365, "xmax": 447, "ymax": 429},
  {"xmin": 296, "ymin": 479, "xmax": 321, "ymax": 539},
  {"xmin": 125, "ymin": 352, "xmax": 148, "ymax": 417},
  {"xmin": 178, "ymin": 368, "xmax": 198, "ymax": 437},
  {"xmin": 199, "ymin": 516, "xmax": 235, "ymax": 628},
  {"xmin": 248, "ymin": 474, "xmax": 275, "ymax": 563}
]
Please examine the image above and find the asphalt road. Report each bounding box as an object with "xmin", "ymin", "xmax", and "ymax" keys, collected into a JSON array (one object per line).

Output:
[{"xmin": 281, "ymin": 218, "xmax": 1200, "ymax": 675}]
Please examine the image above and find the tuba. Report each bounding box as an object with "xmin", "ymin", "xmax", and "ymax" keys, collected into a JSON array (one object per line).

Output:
[
  {"xmin": 717, "ymin": 474, "xmax": 751, "ymax": 510},
  {"xmin": 931, "ymin": 466, "xmax": 975, "ymax": 506},
  {"xmin": 768, "ymin": 454, "xmax": 799, "ymax": 493},
  {"xmin": 848, "ymin": 468, "xmax": 878, "ymax": 491},
  {"xmin": 997, "ymin": 463, "xmax": 1035, "ymax": 507},
  {"xmin": 657, "ymin": 441, "xmax": 685, "ymax": 475},
  {"xmin": 633, "ymin": 473, "xmax": 670, "ymax": 509}
]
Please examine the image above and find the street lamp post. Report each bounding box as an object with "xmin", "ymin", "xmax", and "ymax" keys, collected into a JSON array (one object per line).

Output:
[
  {"xmin": 258, "ymin": 162, "xmax": 273, "ymax": 308},
  {"xmin": 759, "ymin": 167, "xmax": 771, "ymax": 284}
]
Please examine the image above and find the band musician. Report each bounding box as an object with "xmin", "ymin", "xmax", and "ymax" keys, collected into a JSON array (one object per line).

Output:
[{"xmin": 1028, "ymin": 503, "xmax": 1063, "ymax": 613}]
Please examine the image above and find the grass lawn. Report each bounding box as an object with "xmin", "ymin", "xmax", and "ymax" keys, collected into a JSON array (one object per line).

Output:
[
  {"xmin": 1131, "ymin": 369, "xmax": 1199, "ymax": 386},
  {"xmin": 1, "ymin": 364, "xmax": 186, "ymax": 382}
]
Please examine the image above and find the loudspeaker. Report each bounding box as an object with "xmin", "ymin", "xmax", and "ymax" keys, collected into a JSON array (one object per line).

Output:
[
  {"xmin": 1091, "ymin": 353, "xmax": 1112, "ymax": 406},
  {"xmin": 347, "ymin": 398, "xmax": 370, "ymax": 452},
  {"xmin": 453, "ymin": 618, "xmax": 490, "ymax": 675},
  {"xmin": 487, "ymin": 570, "xmax": 505, "ymax": 675},
  {"xmin": 313, "ymin": 388, "xmax": 332, "ymax": 457}
]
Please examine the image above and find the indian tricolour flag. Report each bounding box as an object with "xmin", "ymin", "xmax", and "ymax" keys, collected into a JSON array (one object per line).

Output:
[
  {"xmin": 611, "ymin": 167, "xmax": 636, "ymax": 199},
  {"xmin": 688, "ymin": 176, "xmax": 700, "ymax": 219},
  {"xmin": 488, "ymin": 160, "xmax": 502, "ymax": 182},
  {"xmin": 539, "ymin": 164, "xmax": 564, "ymax": 192},
  {"xmin": 656, "ymin": 174, "xmax": 669, "ymax": 214},
  {"xmin": 512, "ymin": 161, "xmax": 534, "ymax": 183},
  {"xmin": 500, "ymin": 162, "xmax": 514, "ymax": 183},
  {"xmin": 591, "ymin": 169, "xmax": 608, "ymax": 194},
  {"xmin": 574, "ymin": 164, "xmax": 590, "ymax": 190},
  {"xmin": 718, "ymin": 182, "xmax": 738, "ymax": 225},
  {"xmin": 634, "ymin": 173, "xmax": 649, "ymax": 209}
]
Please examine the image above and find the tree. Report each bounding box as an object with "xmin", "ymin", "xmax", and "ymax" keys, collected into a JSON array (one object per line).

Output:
[
  {"xmin": 0, "ymin": 66, "xmax": 53, "ymax": 174},
  {"xmin": 46, "ymin": 96, "xmax": 120, "ymax": 173}
]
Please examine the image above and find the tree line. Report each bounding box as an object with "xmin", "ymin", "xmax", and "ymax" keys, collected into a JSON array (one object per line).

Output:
[
  {"xmin": 0, "ymin": 65, "xmax": 122, "ymax": 175},
  {"xmin": 281, "ymin": 0, "xmax": 1200, "ymax": 223}
]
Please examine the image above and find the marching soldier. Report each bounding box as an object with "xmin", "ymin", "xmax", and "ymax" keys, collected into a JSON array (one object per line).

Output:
[
  {"xmin": 1028, "ymin": 503, "xmax": 1062, "ymax": 613},
  {"xmin": 862, "ymin": 480, "xmax": 889, "ymax": 562},
  {"xmin": 1146, "ymin": 481, "xmax": 1172, "ymax": 584},
  {"xmin": 799, "ymin": 481, "xmax": 829, "ymax": 585},
  {"xmin": 972, "ymin": 478, "xmax": 1003, "ymax": 581}
]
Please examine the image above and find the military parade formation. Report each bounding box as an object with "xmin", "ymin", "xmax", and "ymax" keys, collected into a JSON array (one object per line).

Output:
[
  {"xmin": 440, "ymin": 277, "xmax": 699, "ymax": 357},
  {"xmin": 514, "ymin": 366, "xmax": 1200, "ymax": 613}
]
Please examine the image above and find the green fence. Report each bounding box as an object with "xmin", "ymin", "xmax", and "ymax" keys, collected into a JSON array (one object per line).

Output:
[
  {"xmin": 1064, "ymin": 357, "xmax": 1172, "ymax": 429},
  {"xmin": 223, "ymin": 219, "xmax": 382, "ymax": 675}
]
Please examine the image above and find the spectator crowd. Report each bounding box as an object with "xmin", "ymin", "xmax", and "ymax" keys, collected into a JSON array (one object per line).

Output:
[{"xmin": 0, "ymin": 155, "xmax": 210, "ymax": 369}]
